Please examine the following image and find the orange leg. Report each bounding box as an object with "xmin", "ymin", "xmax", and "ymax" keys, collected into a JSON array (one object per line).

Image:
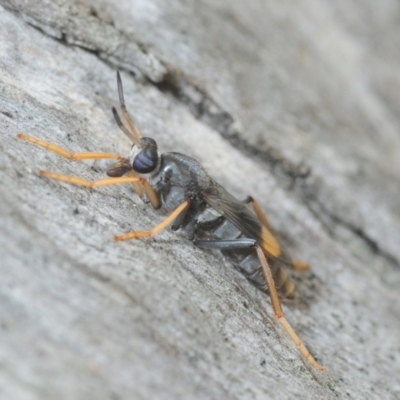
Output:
[
  {"xmin": 138, "ymin": 174, "xmax": 160, "ymax": 210},
  {"xmin": 244, "ymin": 196, "xmax": 272, "ymax": 230},
  {"xmin": 39, "ymin": 170, "xmax": 160, "ymax": 209},
  {"xmin": 255, "ymin": 246, "xmax": 324, "ymax": 372},
  {"xmin": 39, "ymin": 171, "xmax": 142, "ymax": 187},
  {"xmin": 127, "ymin": 170, "xmax": 144, "ymax": 197},
  {"xmin": 114, "ymin": 200, "xmax": 190, "ymax": 241},
  {"xmin": 245, "ymin": 196, "xmax": 310, "ymax": 270},
  {"xmin": 17, "ymin": 133, "xmax": 121, "ymax": 160},
  {"xmin": 291, "ymin": 260, "xmax": 310, "ymax": 271}
]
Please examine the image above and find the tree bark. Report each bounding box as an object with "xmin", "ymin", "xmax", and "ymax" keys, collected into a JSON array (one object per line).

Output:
[{"xmin": 1, "ymin": 1, "xmax": 399, "ymax": 399}]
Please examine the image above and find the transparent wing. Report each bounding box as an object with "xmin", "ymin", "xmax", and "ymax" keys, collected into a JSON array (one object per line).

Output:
[{"xmin": 203, "ymin": 183, "xmax": 281, "ymax": 257}]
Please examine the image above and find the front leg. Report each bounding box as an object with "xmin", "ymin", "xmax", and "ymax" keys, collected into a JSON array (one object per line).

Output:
[
  {"xmin": 39, "ymin": 171, "xmax": 161, "ymax": 210},
  {"xmin": 17, "ymin": 133, "xmax": 121, "ymax": 161}
]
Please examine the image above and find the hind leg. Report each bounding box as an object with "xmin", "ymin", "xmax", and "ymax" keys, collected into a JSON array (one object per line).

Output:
[
  {"xmin": 243, "ymin": 196, "xmax": 309, "ymax": 270},
  {"xmin": 255, "ymin": 247, "xmax": 324, "ymax": 371},
  {"xmin": 194, "ymin": 238, "xmax": 323, "ymax": 371}
]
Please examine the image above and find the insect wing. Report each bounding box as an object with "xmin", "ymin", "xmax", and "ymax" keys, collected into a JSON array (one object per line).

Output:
[{"xmin": 203, "ymin": 183, "xmax": 281, "ymax": 257}]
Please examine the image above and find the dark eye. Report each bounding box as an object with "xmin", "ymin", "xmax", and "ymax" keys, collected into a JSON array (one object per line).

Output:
[{"xmin": 132, "ymin": 137, "xmax": 159, "ymax": 173}]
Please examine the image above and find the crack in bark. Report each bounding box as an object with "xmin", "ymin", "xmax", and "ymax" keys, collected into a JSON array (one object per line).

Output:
[
  {"xmin": 309, "ymin": 198, "xmax": 399, "ymax": 268},
  {"xmin": 152, "ymin": 69, "xmax": 312, "ymax": 182}
]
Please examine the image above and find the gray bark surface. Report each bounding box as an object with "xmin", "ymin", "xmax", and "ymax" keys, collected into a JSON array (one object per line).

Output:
[{"xmin": 1, "ymin": 1, "xmax": 400, "ymax": 399}]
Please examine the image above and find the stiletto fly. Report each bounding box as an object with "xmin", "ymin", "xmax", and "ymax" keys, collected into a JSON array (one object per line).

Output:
[{"xmin": 17, "ymin": 71, "xmax": 324, "ymax": 371}]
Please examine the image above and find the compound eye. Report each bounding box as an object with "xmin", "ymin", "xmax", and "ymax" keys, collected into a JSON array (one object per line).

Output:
[{"xmin": 132, "ymin": 137, "xmax": 158, "ymax": 173}]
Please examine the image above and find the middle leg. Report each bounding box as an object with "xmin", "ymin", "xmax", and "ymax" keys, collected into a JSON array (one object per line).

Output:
[{"xmin": 114, "ymin": 200, "xmax": 190, "ymax": 241}]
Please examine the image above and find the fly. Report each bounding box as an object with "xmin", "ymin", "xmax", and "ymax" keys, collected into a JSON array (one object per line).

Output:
[{"xmin": 17, "ymin": 72, "xmax": 324, "ymax": 372}]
